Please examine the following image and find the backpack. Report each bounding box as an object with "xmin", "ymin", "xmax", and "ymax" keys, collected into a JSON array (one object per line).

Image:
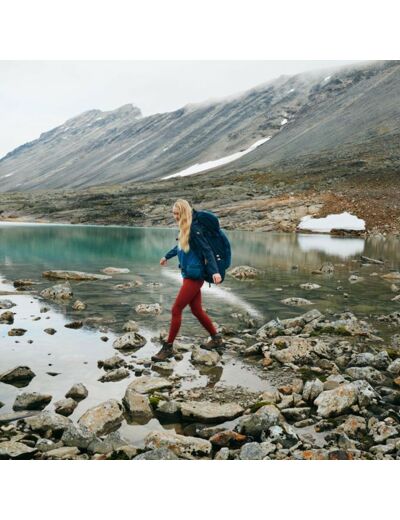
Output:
[{"xmin": 192, "ymin": 208, "xmax": 232, "ymax": 284}]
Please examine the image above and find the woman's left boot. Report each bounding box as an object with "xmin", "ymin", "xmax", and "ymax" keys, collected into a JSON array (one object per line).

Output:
[
  {"xmin": 200, "ymin": 333, "xmax": 225, "ymax": 353},
  {"xmin": 151, "ymin": 340, "xmax": 174, "ymax": 362}
]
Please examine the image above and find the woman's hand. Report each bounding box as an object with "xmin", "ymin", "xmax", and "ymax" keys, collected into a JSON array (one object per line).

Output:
[
  {"xmin": 213, "ymin": 273, "xmax": 222, "ymax": 284},
  {"xmin": 160, "ymin": 257, "xmax": 168, "ymax": 266}
]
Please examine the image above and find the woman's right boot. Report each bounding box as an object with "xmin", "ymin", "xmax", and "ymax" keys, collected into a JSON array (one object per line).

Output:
[{"xmin": 151, "ymin": 340, "xmax": 174, "ymax": 362}]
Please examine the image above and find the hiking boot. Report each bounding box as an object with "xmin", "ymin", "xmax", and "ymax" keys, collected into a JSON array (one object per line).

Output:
[
  {"xmin": 151, "ymin": 340, "xmax": 174, "ymax": 362},
  {"xmin": 199, "ymin": 333, "xmax": 225, "ymax": 353}
]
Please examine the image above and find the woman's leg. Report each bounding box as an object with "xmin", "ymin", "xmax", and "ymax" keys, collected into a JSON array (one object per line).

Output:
[
  {"xmin": 189, "ymin": 284, "xmax": 218, "ymax": 336},
  {"xmin": 167, "ymin": 278, "xmax": 205, "ymax": 343}
]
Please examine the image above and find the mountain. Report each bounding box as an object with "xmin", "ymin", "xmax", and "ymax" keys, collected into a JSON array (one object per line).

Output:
[{"xmin": 0, "ymin": 60, "xmax": 399, "ymax": 192}]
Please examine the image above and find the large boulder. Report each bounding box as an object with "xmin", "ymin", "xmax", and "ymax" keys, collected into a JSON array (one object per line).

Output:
[
  {"xmin": 314, "ymin": 383, "xmax": 359, "ymax": 418},
  {"xmin": 0, "ymin": 366, "xmax": 36, "ymax": 387},
  {"xmin": 180, "ymin": 401, "xmax": 244, "ymax": 423},
  {"xmin": 145, "ymin": 431, "xmax": 211, "ymax": 459},
  {"xmin": 270, "ymin": 336, "xmax": 328, "ymax": 365},
  {"xmin": 191, "ymin": 346, "xmax": 220, "ymax": 366},
  {"xmin": 122, "ymin": 389, "xmax": 153, "ymax": 422},
  {"xmin": 78, "ymin": 399, "xmax": 124, "ymax": 436}
]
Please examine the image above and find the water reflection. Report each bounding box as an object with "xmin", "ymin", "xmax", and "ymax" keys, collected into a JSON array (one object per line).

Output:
[{"xmin": 297, "ymin": 234, "xmax": 365, "ymax": 259}]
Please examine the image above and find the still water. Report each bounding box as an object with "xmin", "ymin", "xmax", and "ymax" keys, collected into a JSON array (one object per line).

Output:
[{"xmin": 0, "ymin": 223, "xmax": 399, "ymax": 444}]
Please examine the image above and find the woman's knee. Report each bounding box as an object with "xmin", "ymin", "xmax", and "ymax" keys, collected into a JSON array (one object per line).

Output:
[{"xmin": 171, "ymin": 302, "xmax": 183, "ymax": 317}]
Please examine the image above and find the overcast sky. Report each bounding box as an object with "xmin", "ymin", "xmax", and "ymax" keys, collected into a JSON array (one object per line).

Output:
[{"xmin": 0, "ymin": 60, "xmax": 363, "ymax": 159}]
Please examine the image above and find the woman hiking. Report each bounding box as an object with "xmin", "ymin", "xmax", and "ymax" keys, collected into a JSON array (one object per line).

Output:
[{"xmin": 151, "ymin": 199, "xmax": 225, "ymax": 362}]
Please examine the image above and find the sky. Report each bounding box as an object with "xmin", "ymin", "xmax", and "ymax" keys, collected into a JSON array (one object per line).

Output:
[{"xmin": 0, "ymin": 60, "xmax": 363, "ymax": 159}]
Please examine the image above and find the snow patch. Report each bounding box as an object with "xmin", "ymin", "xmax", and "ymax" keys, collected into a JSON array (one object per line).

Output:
[
  {"xmin": 162, "ymin": 136, "xmax": 272, "ymax": 180},
  {"xmin": 298, "ymin": 211, "xmax": 365, "ymax": 233}
]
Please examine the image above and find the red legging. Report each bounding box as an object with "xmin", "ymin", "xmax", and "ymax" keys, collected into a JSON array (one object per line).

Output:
[{"xmin": 167, "ymin": 278, "xmax": 217, "ymax": 343}]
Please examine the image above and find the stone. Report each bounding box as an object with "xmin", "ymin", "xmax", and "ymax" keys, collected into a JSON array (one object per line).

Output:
[
  {"xmin": 126, "ymin": 376, "xmax": 172, "ymax": 394},
  {"xmin": 314, "ymin": 384, "xmax": 358, "ymax": 418},
  {"xmin": 240, "ymin": 442, "xmax": 268, "ymax": 460},
  {"xmin": 214, "ymin": 447, "xmax": 230, "ymax": 460},
  {"xmin": 370, "ymin": 421, "xmax": 398, "ymax": 443},
  {"xmin": 338, "ymin": 415, "xmax": 367, "ymax": 437},
  {"xmin": 44, "ymin": 328, "xmax": 57, "ymax": 335},
  {"xmin": 323, "ymin": 374, "xmax": 346, "ymax": 391},
  {"xmin": 0, "ymin": 311, "xmax": 14, "ymax": 324},
  {"xmin": 281, "ymin": 407, "xmax": 311, "ymax": 422},
  {"xmin": 156, "ymin": 400, "xmax": 181, "ymax": 417},
  {"xmin": 345, "ymin": 366, "xmax": 386, "ymax": 386},
  {"xmin": 302, "ymin": 379, "xmax": 324, "ymax": 402},
  {"xmin": 133, "ymin": 448, "xmax": 179, "ymax": 460},
  {"xmin": 145, "ymin": 431, "xmax": 212, "ymax": 459},
  {"xmin": 180, "ymin": 401, "xmax": 244, "ymax": 423},
  {"xmin": 352, "ymin": 380, "xmax": 377, "ymax": 407},
  {"xmin": 0, "ymin": 440, "xmax": 37, "ymax": 459},
  {"xmin": 98, "ymin": 355, "xmax": 127, "ymax": 371},
  {"xmin": 122, "ymin": 389, "xmax": 153, "ymax": 421},
  {"xmin": 64, "ymin": 321, "xmax": 83, "ymax": 329},
  {"xmin": 123, "ymin": 320, "xmax": 139, "ymax": 332},
  {"xmin": 13, "ymin": 392, "xmax": 52, "ymax": 411},
  {"xmin": 54, "ymin": 398, "xmax": 78, "ymax": 416},
  {"xmin": 102, "ymin": 267, "xmax": 130, "ymax": 274},
  {"xmin": 227, "ymin": 265, "xmax": 260, "ymax": 280},
  {"xmin": 237, "ymin": 405, "xmax": 281, "ymax": 437},
  {"xmin": 43, "ymin": 270, "xmax": 111, "ymax": 280},
  {"xmin": 348, "ymin": 275, "xmax": 363, "ymax": 283},
  {"xmin": 98, "ymin": 368, "xmax": 130, "ymax": 383},
  {"xmin": 135, "ymin": 303, "xmax": 162, "ymax": 315},
  {"xmin": 40, "ymin": 282, "xmax": 73, "ymax": 300},
  {"xmin": 72, "ymin": 300, "xmax": 86, "ymax": 310},
  {"xmin": 209, "ymin": 430, "xmax": 247, "ymax": 447},
  {"xmin": 388, "ymin": 358, "xmax": 400, "ymax": 375},
  {"xmin": 382, "ymin": 272, "xmax": 400, "ymax": 280},
  {"xmin": 0, "ymin": 299, "xmax": 16, "ymax": 309},
  {"xmin": 271, "ymin": 336, "xmax": 327, "ymax": 364},
  {"xmin": 191, "ymin": 346, "xmax": 221, "ymax": 366},
  {"xmin": 113, "ymin": 332, "xmax": 147, "ymax": 350},
  {"xmin": 281, "ymin": 297, "xmax": 313, "ymax": 306},
  {"xmin": 87, "ymin": 431, "xmax": 128, "ymax": 454},
  {"xmin": 0, "ymin": 366, "xmax": 36, "ymax": 386},
  {"xmin": 78, "ymin": 399, "xmax": 124, "ymax": 436},
  {"xmin": 8, "ymin": 328, "xmax": 27, "ymax": 336},
  {"xmin": 45, "ymin": 446, "xmax": 80, "ymax": 459},
  {"xmin": 24, "ymin": 411, "xmax": 72, "ymax": 433},
  {"xmin": 300, "ymin": 283, "xmax": 321, "ymax": 290},
  {"xmin": 65, "ymin": 383, "xmax": 88, "ymax": 401}
]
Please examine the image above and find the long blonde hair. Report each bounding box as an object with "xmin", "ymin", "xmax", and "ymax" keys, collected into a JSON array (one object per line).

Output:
[{"xmin": 173, "ymin": 199, "xmax": 192, "ymax": 253}]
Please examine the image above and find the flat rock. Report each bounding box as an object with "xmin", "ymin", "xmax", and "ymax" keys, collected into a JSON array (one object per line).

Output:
[
  {"xmin": 126, "ymin": 376, "xmax": 172, "ymax": 394},
  {"xmin": 191, "ymin": 346, "xmax": 221, "ymax": 366},
  {"xmin": 382, "ymin": 272, "xmax": 400, "ymax": 280},
  {"xmin": 78, "ymin": 399, "xmax": 124, "ymax": 436},
  {"xmin": 0, "ymin": 440, "xmax": 37, "ymax": 459},
  {"xmin": 281, "ymin": 297, "xmax": 313, "ymax": 306},
  {"xmin": 300, "ymin": 283, "xmax": 321, "ymax": 290},
  {"xmin": 145, "ymin": 431, "xmax": 211, "ymax": 459},
  {"xmin": 271, "ymin": 336, "xmax": 327, "ymax": 364},
  {"xmin": 8, "ymin": 328, "xmax": 27, "ymax": 336},
  {"xmin": 45, "ymin": 446, "xmax": 80, "ymax": 459},
  {"xmin": 101, "ymin": 267, "xmax": 130, "ymax": 274},
  {"xmin": 24, "ymin": 411, "xmax": 72, "ymax": 433},
  {"xmin": 133, "ymin": 447, "xmax": 179, "ymax": 460},
  {"xmin": 42, "ymin": 270, "xmax": 111, "ymax": 280},
  {"xmin": 13, "ymin": 392, "xmax": 52, "ymax": 411},
  {"xmin": 135, "ymin": 303, "xmax": 162, "ymax": 315},
  {"xmin": 98, "ymin": 367, "xmax": 130, "ymax": 383},
  {"xmin": 0, "ymin": 366, "xmax": 36, "ymax": 386},
  {"xmin": 98, "ymin": 354, "xmax": 126, "ymax": 370},
  {"xmin": 40, "ymin": 282, "xmax": 73, "ymax": 300},
  {"xmin": 180, "ymin": 401, "xmax": 244, "ymax": 423}
]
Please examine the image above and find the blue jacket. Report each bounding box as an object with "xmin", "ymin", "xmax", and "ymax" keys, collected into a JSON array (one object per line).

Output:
[{"xmin": 164, "ymin": 211, "xmax": 219, "ymax": 280}]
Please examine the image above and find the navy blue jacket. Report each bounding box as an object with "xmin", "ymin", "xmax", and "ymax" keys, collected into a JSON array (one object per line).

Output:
[{"xmin": 164, "ymin": 210, "xmax": 219, "ymax": 279}]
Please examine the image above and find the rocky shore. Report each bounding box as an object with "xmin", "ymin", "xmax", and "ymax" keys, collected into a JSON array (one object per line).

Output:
[{"xmin": 1, "ymin": 265, "xmax": 400, "ymax": 460}]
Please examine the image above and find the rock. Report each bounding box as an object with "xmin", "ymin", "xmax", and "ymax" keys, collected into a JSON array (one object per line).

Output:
[
  {"xmin": 370, "ymin": 420, "xmax": 398, "ymax": 443},
  {"xmin": 44, "ymin": 328, "xmax": 57, "ymax": 335},
  {"xmin": 126, "ymin": 376, "xmax": 172, "ymax": 394},
  {"xmin": 281, "ymin": 297, "xmax": 313, "ymax": 306},
  {"xmin": 313, "ymin": 262, "xmax": 334, "ymax": 274},
  {"xmin": 323, "ymin": 374, "xmax": 346, "ymax": 391},
  {"xmin": 391, "ymin": 295, "xmax": 400, "ymax": 302},
  {"xmin": 72, "ymin": 300, "xmax": 87, "ymax": 310},
  {"xmin": 135, "ymin": 303, "xmax": 162, "ymax": 315},
  {"xmin": 36, "ymin": 439, "xmax": 63, "ymax": 452},
  {"xmin": 391, "ymin": 284, "xmax": 400, "ymax": 292},
  {"xmin": 40, "ymin": 282, "xmax": 73, "ymax": 300},
  {"xmin": 239, "ymin": 442, "xmax": 268, "ymax": 460},
  {"xmin": 98, "ymin": 354, "xmax": 126, "ymax": 371},
  {"xmin": 180, "ymin": 401, "xmax": 244, "ymax": 423},
  {"xmin": 300, "ymin": 283, "xmax": 321, "ymax": 290},
  {"xmin": 133, "ymin": 448, "xmax": 179, "ymax": 460},
  {"xmin": 227, "ymin": 265, "xmax": 261, "ymax": 280},
  {"xmin": 338, "ymin": 415, "xmax": 367, "ymax": 437},
  {"xmin": 42, "ymin": 270, "xmax": 111, "ymax": 281},
  {"xmin": 382, "ymin": 272, "xmax": 400, "ymax": 280},
  {"xmin": 352, "ymin": 380, "xmax": 377, "ymax": 407},
  {"xmin": 24, "ymin": 411, "xmax": 72, "ymax": 433},
  {"xmin": 281, "ymin": 407, "xmax": 311, "ymax": 422},
  {"xmin": 45, "ymin": 446, "xmax": 81, "ymax": 459},
  {"xmin": 191, "ymin": 346, "xmax": 221, "ymax": 366},
  {"xmin": 64, "ymin": 320, "xmax": 83, "ymax": 329},
  {"xmin": 348, "ymin": 275, "xmax": 363, "ymax": 283},
  {"xmin": 360, "ymin": 256, "xmax": 384, "ymax": 265},
  {"xmin": 87, "ymin": 431, "xmax": 128, "ymax": 454},
  {"xmin": 156, "ymin": 400, "xmax": 181, "ymax": 417},
  {"xmin": 145, "ymin": 431, "xmax": 211, "ymax": 459},
  {"xmin": 302, "ymin": 379, "xmax": 324, "ymax": 402},
  {"xmin": 0, "ymin": 411, "xmax": 41, "ymax": 424},
  {"xmin": 13, "ymin": 392, "xmax": 52, "ymax": 411},
  {"xmin": 314, "ymin": 383, "xmax": 359, "ymax": 418},
  {"xmin": 78, "ymin": 399, "xmax": 124, "ymax": 436},
  {"xmin": 256, "ymin": 309, "xmax": 323, "ymax": 340},
  {"xmin": 209, "ymin": 430, "xmax": 247, "ymax": 447},
  {"xmin": 0, "ymin": 366, "xmax": 36, "ymax": 386},
  {"xmin": 215, "ymin": 447, "xmax": 230, "ymax": 460},
  {"xmin": 54, "ymin": 398, "xmax": 78, "ymax": 416},
  {"xmin": 0, "ymin": 440, "xmax": 37, "ymax": 459},
  {"xmin": 101, "ymin": 267, "xmax": 130, "ymax": 274},
  {"xmin": 123, "ymin": 320, "xmax": 139, "ymax": 332},
  {"xmin": 0, "ymin": 311, "xmax": 14, "ymax": 324},
  {"xmin": 314, "ymin": 313, "xmax": 374, "ymax": 337},
  {"xmin": 113, "ymin": 332, "xmax": 147, "ymax": 350},
  {"xmin": 61, "ymin": 424, "xmax": 97, "ymax": 448},
  {"xmin": 371, "ymin": 351, "xmax": 391, "ymax": 370},
  {"xmin": 270, "ymin": 336, "xmax": 327, "ymax": 365},
  {"xmin": 0, "ymin": 299, "xmax": 16, "ymax": 309},
  {"xmin": 98, "ymin": 368, "xmax": 130, "ymax": 383},
  {"xmin": 122, "ymin": 389, "xmax": 153, "ymax": 421},
  {"xmin": 8, "ymin": 328, "xmax": 27, "ymax": 336},
  {"xmin": 388, "ymin": 358, "xmax": 400, "ymax": 375},
  {"xmin": 345, "ymin": 367, "xmax": 386, "ymax": 386},
  {"xmin": 65, "ymin": 383, "xmax": 88, "ymax": 401},
  {"xmin": 237, "ymin": 405, "xmax": 281, "ymax": 437}
]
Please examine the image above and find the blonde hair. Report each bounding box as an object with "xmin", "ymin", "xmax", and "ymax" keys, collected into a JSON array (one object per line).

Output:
[{"xmin": 173, "ymin": 199, "xmax": 192, "ymax": 253}]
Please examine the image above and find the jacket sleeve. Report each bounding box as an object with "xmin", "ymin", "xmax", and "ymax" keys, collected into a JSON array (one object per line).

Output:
[
  {"xmin": 192, "ymin": 227, "xmax": 219, "ymax": 275},
  {"xmin": 220, "ymin": 229, "xmax": 231, "ymax": 268},
  {"xmin": 164, "ymin": 245, "xmax": 178, "ymax": 260}
]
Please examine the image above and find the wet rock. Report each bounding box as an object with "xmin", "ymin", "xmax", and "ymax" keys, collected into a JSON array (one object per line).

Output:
[
  {"xmin": 13, "ymin": 392, "xmax": 52, "ymax": 411},
  {"xmin": 281, "ymin": 297, "xmax": 313, "ymax": 306},
  {"xmin": 61, "ymin": 424, "xmax": 97, "ymax": 448},
  {"xmin": 382, "ymin": 272, "xmax": 400, "ymax": 280},
  {"xmin": 98, "ymin": 367, "xmax": 130, "ymax": 383},
  {"xmin": 98, "ymin": 354, "xmax": 126, "ymax": 371},
  {"xmin": 126, "ymin": 376, "xmax": 172, "ymax": 394},
  {"xmin": 0, "ymin": 366, "xmax": 36, "ymax": 386},
  {"xmin": 270, "ymin": 336, "xmax": 327, "ymax": 365},
  {"xmin": 133, "ymin": 447, "xmax": 179, "ymax": 460},
  {"xmin": 135, "ymin": 303, "xmax": 162, "ymax": 315},
  {"xmin": 0, "ymin": 440, "xmax": 37, "ymax": 459},
  {"xmin": 348, "ymin": 275, "xmax": 363, "ymax": 283},
  {"xmin": 156, "ymin": 400, "xmax": 181, "ymax": 417},
  {"xmin": 0, "ymin": 311, "xmax": 14, "ymax": 324},
  {"xmin": 0, "ymin": 299, "xmax": 16, "ymax": 309},
  {"xmin": 78, "ymin": 399, "xmax": 124, "ymax": 436},
  {"xmin": 8, "ymin": 328, "xmax": 27, "ymax": 337},
  {"xmin": 0, "ymin": 401, "xmax": 4, "ymax": 409},
  {"xmin": 215, "ymin": 447, "xmax": 230, "ymax": 460},
  {"xmin": 40, "ymin": 282, "xmax": 73, "ymax": 300},
  {"xmin": 312, "ymin": 262, "xmax": 335, "ymax": 274},
  {"xmin": 227, "ymin": 265, "xmax": 261, "ymax": 280},
  {"xmin": 87, "ymin": 431, "xmax": 128, "ymax": 454},
  {"xmin": 101, "ymin": 267, "xmax": 130, "ymax": 274},
  {"xmin": 36, "ymin": 439, "xmax": 63, "ymax": 452},
  {"xmin": 123, "ymin": 320, "xmax": 139, "ymax": 332},
  {"xmin": 43, "ymin": 270, "xmax": 111, "ymax": 281},
  {"xmin": 45, "ymin": 446, "xmax": 80, "ymax": 459},
  {"xmin": 314, "ymin": 313, "xmax": 374, "ymax": 337},
  {"xmin": 44, "ymin": 328, "xmax": 57, "ymax": 335},
  {"xmin": 256, "ymin": 309, "xmax": 323, "ymax": 340},
  {"xmin": 24, "ymin": 411, "xmax": 72, "ymax": 433},
  {"xmin": 64, "ymin": 320, "xmax": 83, "ymax": 329},
  {"xmin": 54, "ymin": 398, "xmax": 78, "ymax": 416},
  {"xmin": 113, "ymin": 332, "xmax": 147, "ymax": 350},
  {"xmin": 302, "ymin": 379, "xmax": 324, "ymax": 402},
  {"xmin": 72, "ymin": 300, "xmax": 86, "ymax": 311},
  {"xmin": 360, "ymin": 256, "xmax": 384, "ymax": 265},
  {"xmin": 122, "ymin": 389, "xmax": 153, "ymax": 421},
  {"xmin": 145, "ymin": 431, "xmax": 212, "ymax": 459},
  {"xmin": 191, "ymin": 346, "xmax": 221, "ymax": 366},
  {"xmin": 180, "ymin": 401, "xmax": 244, "ymax": 423},
  {"xmin": 209, "ymin": 430, "xmax": 247, "ymax": 447},
  {"xmin": 300, "ymin": 283, "xmax": 321, "ymax": 290},
  {"xmin": 65, "ymin": 383, "xmax": 88, "ymax": 401}
]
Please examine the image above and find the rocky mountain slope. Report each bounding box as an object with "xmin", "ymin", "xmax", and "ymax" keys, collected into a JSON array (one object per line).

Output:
[{"xmin": 2, "ymin": 60, "xmax": 398, "ymax": 192}]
